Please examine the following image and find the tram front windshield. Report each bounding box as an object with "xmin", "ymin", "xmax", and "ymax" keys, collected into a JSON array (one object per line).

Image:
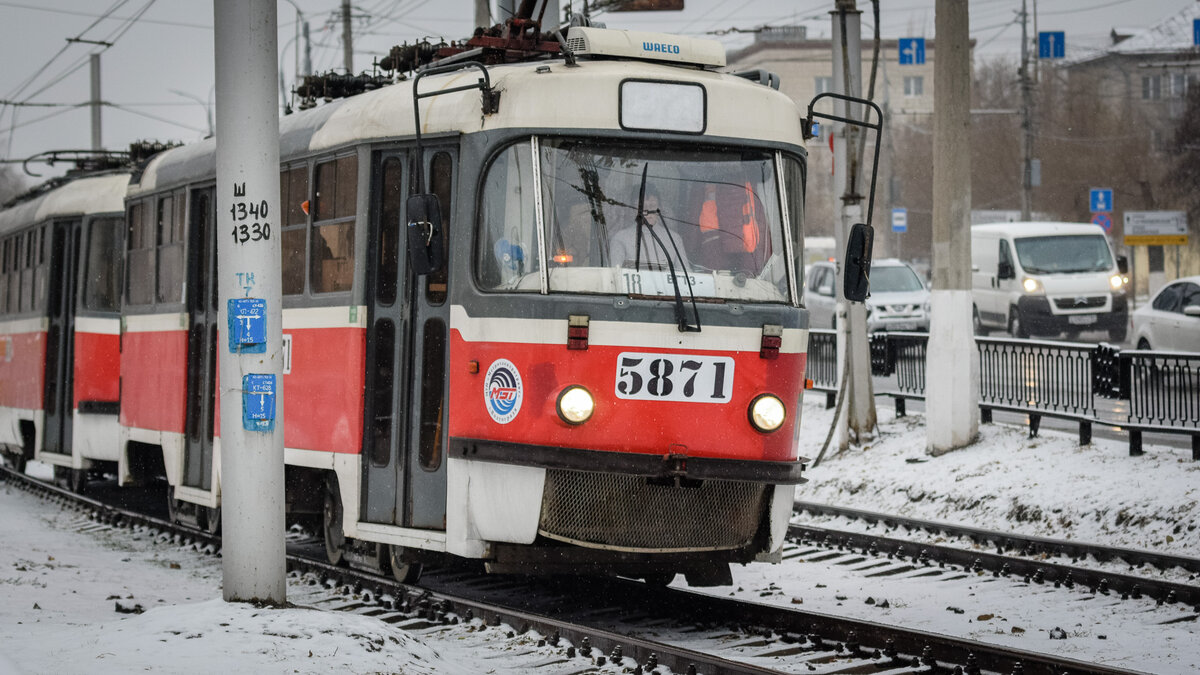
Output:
[{"xmin": 477, "ymin": 138, "xmax": 793, "ymax": 303}]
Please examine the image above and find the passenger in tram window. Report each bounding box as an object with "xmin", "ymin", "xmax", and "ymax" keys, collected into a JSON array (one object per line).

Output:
[
  {"xmin": 550, "ymin": 197, "xmax": 598, "ymax": 267},
  {"xmin": 691, "ymin": 181, "xmax": 767, "ymax": 276},
  {"xmin": 607, "ymin": 187, "xmax": 691, "ymax": 272}
]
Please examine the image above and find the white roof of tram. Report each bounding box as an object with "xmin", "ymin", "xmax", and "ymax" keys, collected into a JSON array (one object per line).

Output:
[
  {"xmin": 0, "ymin": 172, "xmax": 130, "ymax": 235},
  {"xmin": 133, "ymin": 56, "xmax": 806, "ymax": 193}
]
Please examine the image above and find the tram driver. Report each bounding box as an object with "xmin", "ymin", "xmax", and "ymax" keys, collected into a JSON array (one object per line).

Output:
[{"xmin": 607, "ymin": 187, "xmax": 691, "ymax": 272}]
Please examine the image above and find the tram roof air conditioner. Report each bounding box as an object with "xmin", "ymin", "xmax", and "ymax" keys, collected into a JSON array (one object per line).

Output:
[{"xmin": 564, "ymin": 27, "xmax": 726, "ymax": 68}]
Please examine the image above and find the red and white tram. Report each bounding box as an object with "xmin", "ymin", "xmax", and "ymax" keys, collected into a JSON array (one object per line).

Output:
[
  {"xmin": 3, "ymin": 17, "xmax": 877, "ymax": 585},
  {"xmin": 0, "ymin": 167, "xmax": 129, "ymax": 489}
]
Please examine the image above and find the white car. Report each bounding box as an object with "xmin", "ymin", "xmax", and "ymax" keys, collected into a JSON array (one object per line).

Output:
[
  {"xmin": 805, "ymin": 259, "xmax": 930, "ymax": 332},
  {"xmin": 1132, "ymin": 276, "xmax": 1200, "ymax": 352}
]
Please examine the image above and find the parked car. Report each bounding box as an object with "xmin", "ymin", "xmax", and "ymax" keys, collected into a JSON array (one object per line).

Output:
[
  {"xmin": 1132, "ymin": 276, "xmax": 1200, "ymax": 352},
  {"xmin": 804, "ymin": 258, "xmax": 930, "ymax": 332},
  {"xmin": 970, "ymin": 222, "xmax": 1128, "ymax": 341}
]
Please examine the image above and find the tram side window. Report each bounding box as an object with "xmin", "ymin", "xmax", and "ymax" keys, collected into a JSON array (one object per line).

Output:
[
  {"xmin": 19, "ymin": 231, "xmax": 34, "ymax": 313},
  {"xmin": 280, "ymin": 165, "xmax": 308, "ymax": 295},
  {"xmin": 0, "ymin": 238, "xmax": 8, "ymax": 313},
  {"xmin": 427, "ymin": 152, "xmax": 453, "ymax": 305},
  {"xmin": 377, "ymin": 157, "xmax": 404, "ymax": 306},
  {"xmin": 127, "ymin": 201, "xmax": 155, "ymax": 306},
  {"xmin": 156, "ymin": 191, "xmax": 185, "ymax": 304},
  {"xmin": 34, "ymin": 225, "xmax": 49, "ymax": 311},
  {"xmin": 310, "ymin": 156, "xmax": 356, "ymax": 294},
  {"xmin": 476, "ymin": 142, "xmax": 540, "ymax": 290},
  {"xmin": 784, "ymin": 156, "xmax": 806, "ymax": 301},
  {"xmin": 84, "ymin": 217, "xmax": 124, "ymax": 312}
]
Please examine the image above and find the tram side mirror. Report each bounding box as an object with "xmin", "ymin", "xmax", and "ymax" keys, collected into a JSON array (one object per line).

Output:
[
  {"xmin": 1117, "ymin": 255, "xmax": 1128, "ymax": 275},
  {"xmin": 406, "ymin": 194, "xmax": 444, "ymax": 275},
  {"xmin": 843, "ymin": 222, "xmax": 874, "ymax": 303}
]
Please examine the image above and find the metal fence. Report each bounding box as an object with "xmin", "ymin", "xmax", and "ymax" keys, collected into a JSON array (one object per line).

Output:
[{"xmin": 806, "ymin": 329, "xmax": 1200, "ymax": 459}]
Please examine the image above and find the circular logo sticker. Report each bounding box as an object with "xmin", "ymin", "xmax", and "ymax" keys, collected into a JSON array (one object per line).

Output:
[{"xmin": 484, "ymin": 359, "xmax": 523, "ymax": 424}]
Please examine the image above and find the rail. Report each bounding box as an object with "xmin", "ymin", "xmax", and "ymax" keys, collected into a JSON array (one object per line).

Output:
[{"xmin": 806, "ymin": 329, "xmax": 1200, "ymax": 459}]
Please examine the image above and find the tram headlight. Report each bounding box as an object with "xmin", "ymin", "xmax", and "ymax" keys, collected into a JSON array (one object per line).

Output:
[
  {"xmin": 557, "ymin": 386, "xmax": 595, "ymax": 425},
  {"xmin": 748, "ymin": 394, "xmax": 786, "ymax": 433}
]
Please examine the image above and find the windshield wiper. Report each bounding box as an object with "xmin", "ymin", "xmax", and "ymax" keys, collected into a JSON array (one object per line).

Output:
[{"xmin": 633, "ymin": 164, "xmax": 701, "ymax": 333}]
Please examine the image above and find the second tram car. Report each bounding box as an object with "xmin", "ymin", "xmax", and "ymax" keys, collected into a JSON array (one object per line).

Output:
[{"xmin": 1, "ymin": 19, "xmax": 864, "ymax": 586}]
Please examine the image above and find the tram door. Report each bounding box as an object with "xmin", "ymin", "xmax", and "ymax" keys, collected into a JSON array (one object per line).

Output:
[
  {"xmin": 182, "ymin": 189, "xmax": 218, "ymax": 491},
  {"xmin": 43, "ymin": 220, "xmax": 81, "ymax": 456},
  {"xmin": 363, "ymin": 148, "xmax": 453, "ymax": 529}
]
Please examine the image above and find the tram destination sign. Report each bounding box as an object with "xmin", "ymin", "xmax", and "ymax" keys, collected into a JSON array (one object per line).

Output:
[{"xmin": 1123, "ymin": 211, "xmax": 1188, "ymax": 246}]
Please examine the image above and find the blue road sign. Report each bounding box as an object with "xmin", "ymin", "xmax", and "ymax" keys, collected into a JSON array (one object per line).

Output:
[
  {"xmin": 1090, "ymin": 188, "xmax": 1113, "ymax": 213},
  {"xmin": 1038, "ymin": 31, "xmax": 1065, "ymax": 59},
  {"xmin": 898, "ymin": 38, "xmax": 925, "ymax": 65},
  {"xmin": 1091, "ymin": 212, "xmax": 1113, "ymax": 231},
  {"xmin": 1194, "ymin": 19, "xmax": 1200, "ymax": 46},
  {"xmin": 891, "ymin": 207, "xmax": 908, "ymax": 233}
]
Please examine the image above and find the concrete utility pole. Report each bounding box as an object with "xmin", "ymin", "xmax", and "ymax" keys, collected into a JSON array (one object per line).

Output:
[
  {"xmin": 342, "ymin": 0, "xmax": 354, "ymax": 73},
  {"xmin": 1019, "ymin": 0, "xmax": 1034, "ymax": 220},
  {"xmin": 89, "ymin": 54, "xmax": 101, "ymax": 151},
  {"xmin": 831, "ymin": 0, "xmax": 876, "ymax": 451},
  {"xmin": 476, "ymin": 0, "xmax": 491, "ymax": 28},
  {"xmin": 926, "ymin": 0, "xmax": 979, "ymax": 455},
  {"xmin": 214, "ymin": 0, "xmax": 286, "ymax": 604}
]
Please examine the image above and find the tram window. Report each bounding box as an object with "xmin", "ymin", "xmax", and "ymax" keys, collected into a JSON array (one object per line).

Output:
[
  {"xmin": 313, "ymin": 156, "xmax": 357, "ymax": 221},
  {"xmin": 310, "ymin": 155, "xmax": 356, "ymax": 294},
  {"xmin": 19, "ymin": 232, "xmax": 33, "ymax": 313},
  {"xmin": 33, "ymin": 226, "xmax": 48, "ymax": 311},
  {"xmin": 84, "ymin": 217, "xmax": 124, "ymax": 312},
  {"xmin": 280, "ymin": 165, "xmax": 308, "ymax": 296},
  {"xmin": 427, "ymin": 152, "xmax": 452, "ymax": 305},
  {"xmin": 127, "ymin": 201, "xmax": 155, "ymax": 306},
  {"xmin": 310, "ymin": 222, "xmax": 354, "ymax": 293},
  {"xmin": 418, "ymin": 317, "xmax": 446, "ymax": 471},
  {"xmin": 784, "ymin": 156, "xmax": 806, "ymax": 301},
  {"xmin": 157, "ymin": 193, "xmax": 184, "ymax": 304},
  {"xmin": 476, "ymin": 142, "xmax": 540, "ymax": 290},
  {"xmin": 369, "ymin": 318, "xmax": 396, "ymax": 467},
  {"xmin": 377, "ymin": 157, "xmax": 404, "ymax": 306},
  {"xmin": 0, "ymin": 239, "xmax": 7, "ymax": 313}
]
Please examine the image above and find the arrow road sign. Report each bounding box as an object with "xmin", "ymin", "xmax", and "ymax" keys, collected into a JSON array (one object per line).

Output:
[
  {"xmin": 1038, "ymin": 31, "xmax": 1065, "ymax": 59},
  {"xmin": 898, "ymin": 38, "xmax": 925, "ymax": 65}
]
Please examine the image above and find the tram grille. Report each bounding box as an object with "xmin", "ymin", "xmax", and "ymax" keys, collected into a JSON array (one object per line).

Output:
[{"xmin": 538, "ymin": 469, "xmax": 766, "ymax": 552}]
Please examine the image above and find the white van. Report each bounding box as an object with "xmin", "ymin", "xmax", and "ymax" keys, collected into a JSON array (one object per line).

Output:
[{"xmin": 971, "ymin": 222, "xmax": 1128, "ymax": 341}]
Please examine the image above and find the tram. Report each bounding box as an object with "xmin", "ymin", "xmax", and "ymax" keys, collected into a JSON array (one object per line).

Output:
[{"xmin": 2, "ymin": 11, "xmax": 880, "ymax": 586}]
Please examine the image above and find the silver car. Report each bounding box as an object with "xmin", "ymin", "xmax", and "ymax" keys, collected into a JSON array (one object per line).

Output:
[
  {"xmin": 805, "ymin": 258, "xmax": 930, "ymax": 332},
  {"xmin": 1132, "ymin": 276, "xmax": 1200, "ymax": 352}
]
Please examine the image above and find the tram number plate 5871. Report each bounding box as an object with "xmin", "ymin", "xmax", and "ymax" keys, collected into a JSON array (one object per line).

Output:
[{"xmin": 614, "ymin": 353, "xmax": 734, "ymax": 403}]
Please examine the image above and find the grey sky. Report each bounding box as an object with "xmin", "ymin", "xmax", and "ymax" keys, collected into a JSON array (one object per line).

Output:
[{"xmin": 0, "ymin": 0, "xmax": 1190, "ymax": 178}]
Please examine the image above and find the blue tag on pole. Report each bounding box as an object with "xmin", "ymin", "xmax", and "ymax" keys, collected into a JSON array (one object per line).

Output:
[
  {"xmin": 242, "ymin": 374, "xmax": 276, "ymax": 432},
  {"xmin": 228, "ymin": 298, "xmax": 267, "ymax": 354}
]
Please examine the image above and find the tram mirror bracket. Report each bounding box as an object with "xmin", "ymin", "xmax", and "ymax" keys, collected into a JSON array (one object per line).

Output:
[
  {"xmin": 801, "ymin": 92, "xmax": 884, "ymax": 230},
  {"xmin": 406, "ymin": 194, "xmax": 444, "ymax": 275},
  {"xmin": 411, "ymin": 61, "xmax": 498, "ymax": 192}
]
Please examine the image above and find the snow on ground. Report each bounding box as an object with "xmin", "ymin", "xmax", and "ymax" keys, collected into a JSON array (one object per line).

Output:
[{"xmin": 0, "ymin": 398, "xmax": 1195, "ymax": 674}]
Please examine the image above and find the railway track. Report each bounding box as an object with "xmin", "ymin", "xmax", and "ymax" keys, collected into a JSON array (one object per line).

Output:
[
  {"xmin": 794, "ymin": 501, "xmax": 1200, "ymax": 610},
  {"xmin": 1, "ymin": 465, "xmax": 1160, "ymax": 674}
]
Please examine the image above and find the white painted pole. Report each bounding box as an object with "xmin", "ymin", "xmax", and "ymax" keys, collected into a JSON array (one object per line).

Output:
[
  {"xmin": 89, "ymin": 54, "xmax": 101, "ymax": 151},
  {"xmin": 926, "ymin": 0, "xmax": 979, "ymax": 455},
  {"xmin": 214, "ymin": 0, "xmax": 286, "ymax": 603},
  {"xmin": 831, "ymin": 0, "xmax": 876, "ymax": 450}
]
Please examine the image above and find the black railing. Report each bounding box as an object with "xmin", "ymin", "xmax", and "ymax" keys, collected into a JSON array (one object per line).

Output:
[{"xmin": 804, "ymin": 330, "xmax": 1200, "ymax": 459}]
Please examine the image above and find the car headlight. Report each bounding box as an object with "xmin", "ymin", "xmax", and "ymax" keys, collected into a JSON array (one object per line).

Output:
[
  {"xmin": 1109, "ymin": 274, "xmax": 1124, "ymax": 290},
  {"xmin": 749, "ymin": 394, "xmax": 786, "ymax": 433},
  {"xmin": 1022, "ymin": 277, "xmax": 1042, "ymax": 293},
  {"xmin": 557, "ymin": 386, "xmax": 594, "ymax": 425}
]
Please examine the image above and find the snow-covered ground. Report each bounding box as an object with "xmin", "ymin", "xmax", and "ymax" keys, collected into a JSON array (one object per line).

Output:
[{"xmin": 0, "ymin": 399, "xmax": 1195, "ymax": 674}]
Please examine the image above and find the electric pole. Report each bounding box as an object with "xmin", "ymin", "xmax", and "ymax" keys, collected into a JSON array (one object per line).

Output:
[
  {"xmin": 1020, "ymin": 0, "xmax": 1034, "ymax": 220},
  {"xmin": 89, "ymin": 54, "xmax": 101, "ymax": 151},
  {"xmin": 830, "ymin": 0, "xmax": 876, "ymax": 450},
  {"xmin": 342, "ymin": 0, "xmax": 354, "ymax": 73},
  {"xmin": 214, "ymin": 0, "xmax": 286, "ymax": 604},
  {"xmin": 926, "ymin": 0, "xmax": 979, "ymax": 455}
]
